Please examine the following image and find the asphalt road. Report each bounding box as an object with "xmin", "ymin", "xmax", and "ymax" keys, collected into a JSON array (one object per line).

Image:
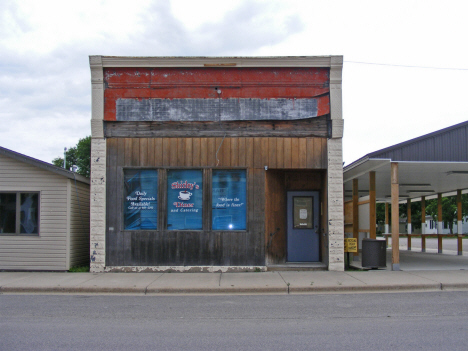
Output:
[
  {"xmin": 392, "ymin": 237, "xmax": 468, "ymax": 254},
  {"xmin": 1, "ymin": 291, "xmax": 468, "ymax": 350}
]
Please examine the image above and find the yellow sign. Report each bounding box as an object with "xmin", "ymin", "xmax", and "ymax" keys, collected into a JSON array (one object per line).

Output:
[{"xmin": 344, "ymin": 238, "xmax": 358, "ymax": 253}]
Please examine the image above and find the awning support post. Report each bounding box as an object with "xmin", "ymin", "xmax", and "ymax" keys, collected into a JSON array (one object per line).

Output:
[
  {"xmin": 407, "ymin": 198, "xmax": 412, "ymax": 251},
  {"xmin": 391, "ymin": 162, "xmax": 400, "ymax": 271},
  {"xmin": 384, "ymin": 202, "xmax": 389, "ymax": 235},
  {"xmin": 352, "ymin": 178, "xmax": 359, "ymax": 261},
  {"xmin": 421, "ymin": 196, "xmax": 426, "ymax": 252},
  {"xmin": 369, "ymin": 171, "xmax": 376, "ymax": 240},
  {"xmin": 438, "ymin": 193, "xmax": 443, "ymax": 254},
  {"xmin": 457, "ymin": 190, "xmax": 463, "ymax": 255}
]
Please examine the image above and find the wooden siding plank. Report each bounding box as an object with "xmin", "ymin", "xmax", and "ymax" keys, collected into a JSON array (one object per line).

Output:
[
  {"xmin": 230, "ymin": 137, "xmax": 239, "ymax": 167},
  {"xmin": 215, "ymin": 138, "xmax": 223, "ymax": 167},
  {"xmin": 140, "ymin": 138, "xmax": 148, "ymax": 166},
  {"xmin": 130, "ymin": 233, "xmax": 140, "ymax": 266},
  {"xmin": 200, "ymin": 137, "xmax": 208, "ymax": 166},
  {"xmin": 123, "ymin": 232, "xmax": 132, "ymax": 266},
  {"xmin": 313, "ymin": 138, "xmax": 322, "ymax": 169},
  {"xmin": 185, "ymin": 232, "xmax": 200, "ymax": 266},
  {"xmin": 170, "ymin": 138, "xmax": 178, "ymax": 167},
  {"xmin": 322, "ymin": 138, "xmax": 328, "ymax": 167},
  {"xmin": 222, "ymin": 137, "xmax": 231, "ymax": 167},
  {"xmin": 116, "ymin": 138, "xmax": 126, "ymax": 265},
  {"xmin": 210, "ymin": 232, "xmax": 222, "ymax": 265},
  {"xmin": 124, "ymin": 138, "xmax": 132, "ymax": 166},
  {"xmin": 177, "ymin": 138, "xmax": 185, "ymax": 166},
  {"xmin": 162, "ymin": 138, "xmax": 170, "ymax": 166},
  {"xmin": 306, "ymin": 138, "xmax": 315, "ymax": 168},
  {"xmin": 154, "ymin": 138, "xmax": 163, "ymax": 166},
  {"xmin": 221, "ymin": 232, "xmax": 231, "ymax": 266},
  {"xmin": 253, "ymin": 138, "xmax": 262, "ymax": 168},
  {"xmin": 131, "ymin": 138, "xmax": 140, "ymax": 166},
  {"xmin": 107, "ymin": 138, "xmax": 118, "ymax": 266},
  {"xmin": 139, "ymin": 232, "xmax": 152, "ymax": 265},
  {"xmin": 147, "ymin": 138, "xmax": 155, "ymax": 166},
  {"xmin": 238, "ymin": 138, "xmax": 246, "ymax": 167},
  {"xmin": 192, "ymin": 138, "xmax": 201, "ymax": 166},
  {"xmin": 291, "ymin": 138, "xmax": 299, "ymax": 168},
  {"xmin": 104, "ymin": 117, "xmax": 330, "ymax": 138},
  {"xmin": 268, "ymin": 138, "xmax": 277, "ymax": 169},
  {"xmin": 299, "ymin": 138, "xmax": 307, "ymax": 168},
  {"xmin": 208, "ymin": 138, "xmax": 216, "ymax": 167},
  {"xmin": 185, "ymin": 138, "xmax": 193, "ymax": 167},
  {"xmin": 251, "ymin": 168, "xmax": 265, "ymax": 265},
  {"xmin": 276, "ymin": 138, "xmax": 284, "ymax": 168},
  {"xmin": 203, "ymin": 169, "xmax": 211, "ymax": 232},
  {"xmin": 261, "ymin": 138, "xmax": 269, "ymax": 168},
  {"xmin": 283, "ymin": 138, "xmax": 292, "ymax": 168}
]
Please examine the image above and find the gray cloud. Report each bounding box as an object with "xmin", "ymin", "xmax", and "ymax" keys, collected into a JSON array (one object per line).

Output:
[{"xmin": 0, "ymin": 0, "xmax": 306, "ymax": 163}]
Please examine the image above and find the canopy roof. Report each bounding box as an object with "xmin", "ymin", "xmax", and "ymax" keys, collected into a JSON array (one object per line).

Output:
[{"xmin": 344, "ymin": 121, "xmax": 468, "ymax": 202}]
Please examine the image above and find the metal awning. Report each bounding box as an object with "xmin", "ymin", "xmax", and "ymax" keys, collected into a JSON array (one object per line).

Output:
[{"xmin": 344, "ymin": 158, "xmax": 468, "ymax": 202}]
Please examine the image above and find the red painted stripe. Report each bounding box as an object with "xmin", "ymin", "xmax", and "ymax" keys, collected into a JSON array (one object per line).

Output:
[{"xmin": 103, "ymin": 67, "xmax": 330, "ymax": 121}]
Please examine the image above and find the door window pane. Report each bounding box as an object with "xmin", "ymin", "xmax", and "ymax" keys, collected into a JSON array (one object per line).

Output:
[
  {"xmin": 124, "ymin": 170, "xmax": 158, "ymax": 230},
  {"xmin": 0, "ymin": 193, "xmax": 16, "ymax": 233},
  {"xmin": 167, "ymin": 170, "xmax": 203, "ymax": 230},
  {"xmin": 20, "ymin": 193, "xmax": 39, "ymax": 234},
  {"xmin": 212, "ymin": 170, "xmax": 247, "ymax": 230},
  {"xmin": 293, "ymin": 197, "xmax": 313, "ymax": 229}
]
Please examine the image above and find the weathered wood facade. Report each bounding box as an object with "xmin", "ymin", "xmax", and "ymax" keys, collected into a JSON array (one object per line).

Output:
[
  {"xmin": 0, "ymin": 147, "xmax": 90, "ymax": 270},
  {"xmin": 90, "ymin": 56, "xmax": 344, "ymax": 272}
]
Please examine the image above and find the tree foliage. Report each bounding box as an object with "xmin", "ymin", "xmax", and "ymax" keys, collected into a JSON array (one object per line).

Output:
[
  {"xmin": 399, "ymin": 201, "xmax": 423, "ymax": 230},
  {"xmin": 425, "ymin": 195, "xmax": 468, "ymax": 234},
  {"xmin": 52, "ymin": 136, "xmax": 91, "ymax": 178},
  {"xmin": 376, "ymin": 195, "xmax": 468, "ymax": 234}
]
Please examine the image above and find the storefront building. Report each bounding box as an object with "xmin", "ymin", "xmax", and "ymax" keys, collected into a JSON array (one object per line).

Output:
[{"xmin": 89, "ymin": 56, "xmax": 344, "ymax": 272}]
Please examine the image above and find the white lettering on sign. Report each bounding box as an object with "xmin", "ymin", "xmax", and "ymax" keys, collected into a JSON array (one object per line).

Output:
[{"xmin": 126, "ymin": 191, "xmax": 156, "ymax": 210}]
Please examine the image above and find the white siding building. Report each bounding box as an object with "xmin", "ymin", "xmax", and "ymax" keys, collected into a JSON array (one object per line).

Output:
[{"xmin": 0, "ymin": 146, "xmax": 90, "ymax": 271}]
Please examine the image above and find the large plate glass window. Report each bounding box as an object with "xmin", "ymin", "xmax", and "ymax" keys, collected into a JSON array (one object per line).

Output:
[
  {"xmin": 0, "ymin": 192, "xmax": 39, "ymax": 235},
  {"xmin": 167, "ymin": 169, "xmax": 203, "ymax": 230},
  {"xmin": 212, "ymin": 170, "xmax": 247, "ymax": 230},
  {"xmin": 124, "ymin": 170, "xmax": 158, "ymax": 230}
]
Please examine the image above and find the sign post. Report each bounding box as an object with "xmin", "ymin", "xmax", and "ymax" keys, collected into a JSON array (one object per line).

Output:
[{"xmin": 344, "ymin": 238, "xmax": 358, "ymax": 269}]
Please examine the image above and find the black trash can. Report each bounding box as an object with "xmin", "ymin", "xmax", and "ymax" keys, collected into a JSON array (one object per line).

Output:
[{"xmin": 361, "ymin": 239, "xmax": 387, "ymax": 269}]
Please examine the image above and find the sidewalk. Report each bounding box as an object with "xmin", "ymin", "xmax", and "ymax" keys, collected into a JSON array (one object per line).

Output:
[{"xmin": 1, "ymin": 269, "xmax": 467, "ymax": 295}]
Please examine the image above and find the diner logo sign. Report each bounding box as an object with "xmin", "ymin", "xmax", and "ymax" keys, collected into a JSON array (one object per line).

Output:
[{"xmin": 167, "ymin": 170, "xmax": 203, "ymax": 230}]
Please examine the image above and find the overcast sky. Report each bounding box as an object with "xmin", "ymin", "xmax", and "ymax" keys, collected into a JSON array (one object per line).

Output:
[{"xmin": 1, "ymin": 0, "xmax": 467, "ymax": 166}]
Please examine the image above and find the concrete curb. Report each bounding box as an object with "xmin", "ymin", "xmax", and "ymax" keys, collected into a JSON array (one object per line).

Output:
[{"xmin": 3, "ymin": 283, "xmax": 467, "ymax": 295}]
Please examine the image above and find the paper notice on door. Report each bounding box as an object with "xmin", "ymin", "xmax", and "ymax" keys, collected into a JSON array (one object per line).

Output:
[
  {"xmin": 299, "ymin": 209, "xmax": 307, "ymax": 219},
  {"xmin": 293, "ymin": 196, "xmax": 313, "ymax": 229}
]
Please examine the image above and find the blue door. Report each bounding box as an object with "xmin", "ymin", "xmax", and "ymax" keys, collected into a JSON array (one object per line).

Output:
[{"xmin": 287, "ymin": 191, "xmax": 320, "ymax": 262}]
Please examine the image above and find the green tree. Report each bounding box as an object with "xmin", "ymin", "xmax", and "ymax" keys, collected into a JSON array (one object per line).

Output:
[
  {"xmin": 376, "ymin": 202, "xmax": 422, "ymax": 233},
  {"xmin": 425, "ymin": 195, "xmax": 468, "ymax": 234},
  {"xmin": 52, "ymin": 136, "xmax": 91, "ymax": 178},
  {"xmin": 399, "ymin": 201, "xmax": 422, "ymax": 230}
]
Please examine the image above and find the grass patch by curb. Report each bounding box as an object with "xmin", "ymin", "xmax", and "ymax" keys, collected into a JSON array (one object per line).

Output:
[{"xmin": 69, "ymin": 265, "xmax": 90, "ymax": 273}]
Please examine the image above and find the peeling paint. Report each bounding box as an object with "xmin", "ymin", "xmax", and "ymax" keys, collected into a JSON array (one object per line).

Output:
[
  {"xmin": 103, "ymin": 266, "xmax": 267, "ymax": 273},
  {"xmin": 116, "ymin": 97, "xmax": 326, "ymax": 122}
]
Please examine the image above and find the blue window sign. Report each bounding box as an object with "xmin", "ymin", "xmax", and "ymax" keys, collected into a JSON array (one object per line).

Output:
[
  {"xmin": 124, "ymin": 170, "xmax": 158, "ymax": 230},
  {"xmin": 167, "ymin": 170, "xmax": 203, "ymax": 230},
  {"xmin": 212, "ymin": 170, "xmax": 247, "ymax": 230}
]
